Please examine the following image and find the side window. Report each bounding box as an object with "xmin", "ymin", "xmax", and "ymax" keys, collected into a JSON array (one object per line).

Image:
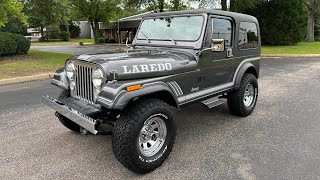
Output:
[
  {"xmin": 239, "ymin": 22, "xmax": 258, "ymax": 49},
  {"xmin": 212, "ymin": 18, "xmax": 232, "ymax": 46}
]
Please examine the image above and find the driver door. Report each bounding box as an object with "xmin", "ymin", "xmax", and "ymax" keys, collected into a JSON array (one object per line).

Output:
[{"xmin": 199, "ymin": 16, "xmax": 236, "ymax": 87}]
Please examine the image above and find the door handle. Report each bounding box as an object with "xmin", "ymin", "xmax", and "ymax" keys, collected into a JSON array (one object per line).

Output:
[{"xmin": 227, "ymin": 48, "xmax": 233, "ymax": 58}]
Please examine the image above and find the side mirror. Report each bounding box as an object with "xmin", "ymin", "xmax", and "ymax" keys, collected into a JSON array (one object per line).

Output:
[{"xmin": 211, "ymin": 39, "xmax": 225, "ymax": 52}]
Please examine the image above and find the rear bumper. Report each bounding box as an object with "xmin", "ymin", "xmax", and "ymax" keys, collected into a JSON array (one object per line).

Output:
[{"xmin": 42, "ymin": 95, "xmax": 98, "ymax": 134}]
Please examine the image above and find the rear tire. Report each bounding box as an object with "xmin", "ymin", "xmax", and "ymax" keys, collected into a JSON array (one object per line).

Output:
[
  {"xmin": 56, "ymin": 90, "xmax": 80, "ymax": 132},
  {"xmin": 227, "ymin": 73, "xmax": 258, "ymax": 117},
  {"xmin": 112, "ymin": 98, "xmax": 176, "ymax": 174}
]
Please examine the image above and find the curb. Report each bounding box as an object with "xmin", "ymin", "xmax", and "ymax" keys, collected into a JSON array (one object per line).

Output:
[
  {"xmin": 0, "ymin": 73, "xmax": 53, "ymax": 86},
  {"xmin": 262, "ymin": 54, "xmax": 320, "ymax": 58}
]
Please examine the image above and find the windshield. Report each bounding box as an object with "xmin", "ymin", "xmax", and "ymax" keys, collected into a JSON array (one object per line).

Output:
[{"xmin": 137, "ymin": 16, "xmax": 204, "ymax": 42}]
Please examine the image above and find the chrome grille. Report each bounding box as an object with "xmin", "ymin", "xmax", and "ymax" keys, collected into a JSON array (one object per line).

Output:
[{"xmin": 74, "ymin": 62, "xmax": 95, "ymax": 103}]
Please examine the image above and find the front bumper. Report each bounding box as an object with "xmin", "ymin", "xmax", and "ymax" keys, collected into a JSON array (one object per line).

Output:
[{"xmin": 42, "ymin": 95, "xmax": 98, "ymax": 134}]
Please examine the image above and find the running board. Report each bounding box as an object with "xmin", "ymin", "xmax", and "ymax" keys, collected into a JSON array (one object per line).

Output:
[{"xmin": 202, "ymin": 96, "xmax": 226, "ymax": 108}]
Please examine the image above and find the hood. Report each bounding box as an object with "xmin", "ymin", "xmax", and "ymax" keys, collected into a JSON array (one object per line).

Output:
[{"xmin": 72, "ymin": 50, "xmax": 197, "ymax": 80}]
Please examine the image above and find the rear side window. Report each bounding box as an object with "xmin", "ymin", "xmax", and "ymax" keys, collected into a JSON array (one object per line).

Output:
[
  {"xmin": 212, "ymin": 18, "xmax": 232, "ymax": 46},
  {"xmin": 238, "ymin": 22, "xmax": 258, "ymax": 49}
]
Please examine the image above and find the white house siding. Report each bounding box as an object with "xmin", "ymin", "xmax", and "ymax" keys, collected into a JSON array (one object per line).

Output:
[{"xmin": 74, "ymin": 21, "xmax": 93, "ymax": 39}]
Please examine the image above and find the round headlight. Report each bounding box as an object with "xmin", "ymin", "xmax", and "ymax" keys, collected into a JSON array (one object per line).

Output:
[
  {"xmin": 92, "ymin": 68, "xmax": 104, "ymax": 88},
  {"xmin": 66, "ymin": 62, "xmax": 75, "ymax": 80}
]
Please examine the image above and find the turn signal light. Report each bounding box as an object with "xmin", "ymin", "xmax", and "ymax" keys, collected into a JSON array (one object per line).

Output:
[{"xmin": 127, "ymin": 84, "xmax": 141, "ymax": 92}]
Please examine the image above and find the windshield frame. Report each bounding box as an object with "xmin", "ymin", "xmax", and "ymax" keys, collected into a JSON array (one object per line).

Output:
[{"xmin": 136, "ymin": 14, "xmax": 206, "ymax": 43}]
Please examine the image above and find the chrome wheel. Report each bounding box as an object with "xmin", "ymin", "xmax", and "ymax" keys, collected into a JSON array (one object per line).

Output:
[
  {"xmin": 138, "ymin": 114, "xmax": 167, "ymax": 157},
  {"xmin": 243, "ymin": 83, "xmax": 254, "ymax": 107}
]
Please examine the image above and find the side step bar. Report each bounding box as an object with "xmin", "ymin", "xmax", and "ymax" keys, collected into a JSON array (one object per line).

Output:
[
  {"xmin": 202, "ymin": 96, "xmax": 226, "ymax": 108},
  {"xmin": 42, "ymin": 95, "xmax": 98, "ymax": 134}
]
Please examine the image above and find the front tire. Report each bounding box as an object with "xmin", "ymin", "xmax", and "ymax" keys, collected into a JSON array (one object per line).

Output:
[
  {"xmin": 112, "ymin": 99, "xmax": 176, "ymax": 174},
  {"xmin": 56, "ymin": 90, "xmax": 80, "ymax": 132},
  {"xmin": 227, "ymin": 73, "xmax": 258, "ymax": 117}
]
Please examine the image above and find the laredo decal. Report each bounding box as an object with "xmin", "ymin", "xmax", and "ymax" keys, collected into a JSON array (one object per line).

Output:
[{"xmin": 122, "ymin": 63, "xmax": 172, "ymax": 74}]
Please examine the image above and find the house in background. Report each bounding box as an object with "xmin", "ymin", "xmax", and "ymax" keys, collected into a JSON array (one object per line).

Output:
[
  {"xmin": 26, "ymin": 11, "xmax": 153, "ymax": 42},
  {"xmin": 74, "ymin": 21, "xmax": 94, "ymax": 39},
  {"xmin": 27, "ymin": 28, "xmax": 41, "ymax": 37},
  {"xmin": 26, "ymin": 27, "xmax": 57, "ymax": 41},
  {"xmin": 99, "ymin": 12, "xmax": 154, "ymax": 43}
]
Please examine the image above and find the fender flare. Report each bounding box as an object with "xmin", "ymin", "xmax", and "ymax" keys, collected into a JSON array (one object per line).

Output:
[
  {"xmin": 51, "ymin": 68, "xmax": 69, "ymax": 90},
  {"xmin": 234, "ymin": 62, "xmax": 258, "ymax": 89},
  {"xmin": 113, "ymin": 82, "xmax": 179, "ymax": 110}
]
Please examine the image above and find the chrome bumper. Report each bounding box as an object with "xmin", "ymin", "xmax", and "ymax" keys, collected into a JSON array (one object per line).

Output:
[{"xmin": 42, "ymin": 95, "xmax": 98, "ymax": 134}]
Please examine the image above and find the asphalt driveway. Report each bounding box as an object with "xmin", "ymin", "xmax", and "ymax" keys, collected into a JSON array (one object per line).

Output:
[{"xmin": 1, "ymin": 58, "xmax": 320, "ymax": 179}]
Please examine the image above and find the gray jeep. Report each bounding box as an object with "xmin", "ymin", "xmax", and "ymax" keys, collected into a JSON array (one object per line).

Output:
[{"xmin": 43, "ymin": 9, "xmax": 260, "ymax": 173}]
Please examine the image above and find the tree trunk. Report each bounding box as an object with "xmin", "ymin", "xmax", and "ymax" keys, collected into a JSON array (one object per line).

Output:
[
  {"xmin": 306, "ymin": 1, "xmax": 315, "ymax": 42},
  {"xmin": 230, "ymin": 0, "xmax": 236, "ymax": 12},
  {"xmin": 66, "ymin": 24, "xmax": 70, "ymax": 33},
  {"xmin": 221, "ymin": 0, "xmax": 227, "ymax": 11},
  {"xmin": 159, "ymin": 0, "xmax": 165, "ymax": 12},
  {"xmin": 40, "ymin": 26, "xmax": 44, "ymax": 37},
  {"xmin": 91, "ymin": 21, "xmax": 99, "ymax": 44}
]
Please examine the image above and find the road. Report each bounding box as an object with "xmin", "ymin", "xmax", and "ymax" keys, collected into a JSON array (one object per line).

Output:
[
  {"xmin": 31, "ymin": 44, "xmax": 126, "ymax": 55},
  {"xmin": 1, "ymin": 58, "xmax": 320, "ymax": 180}
]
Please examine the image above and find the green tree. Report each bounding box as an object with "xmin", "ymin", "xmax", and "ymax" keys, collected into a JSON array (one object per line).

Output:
[
  {"xmin": 246, "ymin": 0, "xmax": 307, "ymax": 45},
  {"xmin": 193, "ymin": 0, "xmax": 261, "ymax": 12},
  {"xmin": 169, "ymin": 0, "xmax": 190, "ymax": 10},
  {"xmin": 124, "ymin": 0, "xmax": 189, "ymax": 12},
  {"xmin": 305, "ymin": 0, "xmax": 320, "ymax": 42},
  {"xmin": 229, "ymin": 0, "xmax": 262, "ymax": 13},
  {"xmin": 195, "ymin": 0, "xmax": 219, "ymax": 9},
  {"xmin": 68, "ymin": 0, "xmax": 120, "ymax": 44},
  {"xmin": 24, "ymin": 0, "xmax": 68, "ymax": 37},
  {"xmin": 0, "ymin": 0, "xmax": 28, "ymax": 27},
  {"xmin": 315, "ymin": 19, "xmax": 320, "ymax": 38},
  {"xmin": 124, "ymin": 0, "xmax": 166, "ymax": 12},
  {"xmin": 0, "ymin": 18, "xmax": 28, "ymax": 35}
]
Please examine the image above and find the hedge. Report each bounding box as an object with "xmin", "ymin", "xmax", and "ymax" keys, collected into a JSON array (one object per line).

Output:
[
  {"xmin": 42, "ymin": 31, "xmax": 70, "ymax": 42},
  {"xmin": 58, "ymin": 31, "xmax": 70, "ymax": 41},
  {"xmin": 98, "ymin": 37, "xmax": 117, "ymax": 43},
  {"xmin": 0, "ymin": 32, "xmax": 30, "ymax": 56}
]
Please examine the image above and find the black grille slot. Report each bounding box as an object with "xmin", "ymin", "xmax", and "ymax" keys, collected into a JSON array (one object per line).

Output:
[{"xmin": 75, "ymin": 63, "xmax": 94, "ymax": 103}]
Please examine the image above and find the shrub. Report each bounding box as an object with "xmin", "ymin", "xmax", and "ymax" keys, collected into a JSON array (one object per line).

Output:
[
  {"xmin": 49, "ymin": 32, "xmax": 60, "ymax": 40},
  {"xmin": 0, "ymin": 32, "xmax": 30, "ymax": 56},
  {"xmin": 58, "ymin": 31, "xmax": 70, "ymax": 41},
  {"xmin": 108, "ymin": 38, "xmax": 117, "ymax": 43},
  {"xmin": 10, "ymin": 33, "xmax": 30, "ymax": 54},
  {"xmin": 69, "ymin": 22, "xmax": 81, "ymax": 38},
  {"xmin": 40, "ymin": 35, "xmax": 49, "ymax": 42},
  {"xmin": 98, "ymin": 37, "xmax": 110, "ymax": 43},
  {"xmin": 98, "ymin": 37, "xmax": 105, "ymax": 43}
]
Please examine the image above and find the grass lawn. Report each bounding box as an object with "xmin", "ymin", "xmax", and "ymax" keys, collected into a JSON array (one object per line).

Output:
[
  {"xmin": 31, "ymin": 38, "xmax": 94, "ymax": 46},
  {"xmin": 0, "ymin": 50, "xmax": 75, "ymax": 80},
  {"xmin": 262, "ymin": 42, "xmax": 320, "ymax": 55}
]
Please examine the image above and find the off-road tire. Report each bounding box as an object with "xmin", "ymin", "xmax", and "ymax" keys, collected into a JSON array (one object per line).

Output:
[
  {"xmin": 56, "ymin": 90, "xmax": 80, "ymax": 132},
  {"xmin": 227, "ymin": 73, "xmax": 258, "ymax": 117},
  {"xmin": 112, "ymin": 98, "xmax": 176, "ymax": 174}
]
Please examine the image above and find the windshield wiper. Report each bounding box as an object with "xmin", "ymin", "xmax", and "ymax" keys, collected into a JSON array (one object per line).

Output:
[
  {"xmin": 140, "ymin": 31, "xmax": 151, "ymax": 43},
  {"xmin": 166, "ymin": 35, "xmax": 177, "ymax": 45}
]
